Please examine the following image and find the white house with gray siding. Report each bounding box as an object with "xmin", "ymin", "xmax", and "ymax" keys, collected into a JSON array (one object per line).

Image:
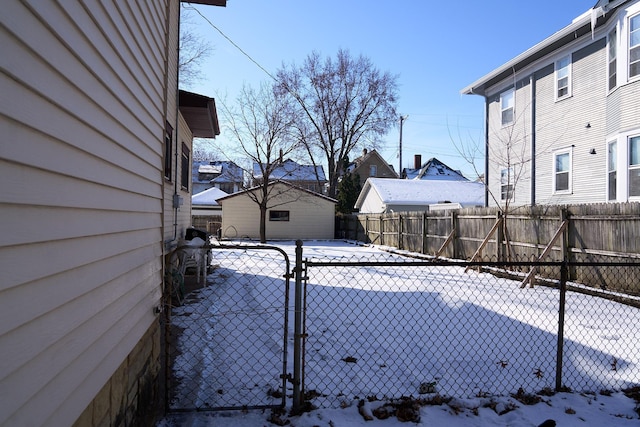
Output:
[
  {"xmin": 462, "ymin": 0, "xmax": 640, "ymax": 207},
  {"xmin": 0, "ymin": 1, "xmax": 223, "ymax": 426}
]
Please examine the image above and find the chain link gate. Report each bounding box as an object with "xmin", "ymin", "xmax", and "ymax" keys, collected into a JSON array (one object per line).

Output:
[{"xmin": 165, "ymin": 244, "xmax": 291, "ymax": 412}]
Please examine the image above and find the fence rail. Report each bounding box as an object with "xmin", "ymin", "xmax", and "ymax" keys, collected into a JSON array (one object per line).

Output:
[{"xmin": 336, "ymin": 203, "xmax": 640, "ymax": 294}]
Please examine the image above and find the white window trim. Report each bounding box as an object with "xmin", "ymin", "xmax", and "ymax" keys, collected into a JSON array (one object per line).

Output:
[
  {"xmin": 629, "ymin": 134, "xmax": 640, "ymax": 200},
  {"xmin": 500, "ymin": 167, "xmax": 514, "ymax": 201},
  {"xmin": 500, "ymin": 88, "xmax": 514, "ymax": 126},
  {"xmin": 607, "ymin": 25, "xmax": 618, "ymax": 92},
  {"xmin": 629, "ymin": 12, "xmax": 640, "ymax": 81},
  {"xmin": 607, "ymin": 140, "xmax": 618, "ymax": 201},
  {"xmin": 552, "ymin": 147, "xmax": 573, "ymax": 195},
  {"xmin": 606, "ymin": 127, "xmax": 640, "ymax": 202},
  {"xmin": 555, "ymin": 54, "xmax": 572, "ymax": 100}
]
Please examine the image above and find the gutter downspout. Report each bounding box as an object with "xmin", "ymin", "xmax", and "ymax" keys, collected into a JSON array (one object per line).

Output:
[
  {"xmin": 162, "ymin": 1, "xmax": 172, "ymax": 252},
  {"xmin": 530, "ymin": 74, "xmax": 536, "ymax": 206},
  {"xmin": 173, "ymin": 4, "xmax": 182, "ymax": 241},
  {"xmin": 484, "ymin": 95, "xmax": 489, "ymax": 208}
]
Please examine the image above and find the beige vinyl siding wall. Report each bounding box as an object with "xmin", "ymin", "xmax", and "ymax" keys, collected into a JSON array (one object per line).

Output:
[
  {"xmin": 0, "ymin": 1, "xmax": 170, "ymax": 425},
  {"xmin": 220, "ymin": 183, "xmax": 336, "ymax": 240}
]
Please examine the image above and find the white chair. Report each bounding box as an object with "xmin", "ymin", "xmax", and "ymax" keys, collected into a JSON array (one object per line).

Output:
[{"xmin": 176, "ymin": 237, "xmax": 209, "ymax": 284}]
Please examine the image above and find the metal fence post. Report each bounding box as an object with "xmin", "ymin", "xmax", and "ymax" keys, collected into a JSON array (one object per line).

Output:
[
  {"xmin": 555, "ymin": 260, "xmax": 568, "ymax": 391},
  {"xmin": 292, "ymin": 240, "xmax": 304, "ymax": 414}
]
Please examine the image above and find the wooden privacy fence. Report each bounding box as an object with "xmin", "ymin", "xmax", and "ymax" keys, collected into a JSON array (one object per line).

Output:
[
  {"xmin": 192, "ymin": 215, "xmax": 222, "ymax": 235},
  {"xmin": 335, "ymin": 203, "xmax": 640, "ymax": 294}
]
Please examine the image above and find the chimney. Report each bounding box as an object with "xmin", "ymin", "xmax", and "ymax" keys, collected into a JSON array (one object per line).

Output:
[
  {"xmin": 279, "ymin": 149, "xmax": 283, "ymax": 163},
  {"xmin": 414, "ymin": 154, "xmax": 422, "ymax": 169},
  {"xmin": 362, "ymin": 148, "xmax": 368, "ymax": 156}
]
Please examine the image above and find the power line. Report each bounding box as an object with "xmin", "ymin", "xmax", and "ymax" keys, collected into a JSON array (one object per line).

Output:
[{"xmin": 183, "ymin": 4, "xmax": 278, "ymax": 83}]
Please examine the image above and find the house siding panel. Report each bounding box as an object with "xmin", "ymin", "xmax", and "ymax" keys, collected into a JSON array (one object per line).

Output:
[
  {"xmin": 0, "ymin": 1, "xmax": 171, "ymax": 425},
  {"xmin": 534, "ymin": 39, "xmax": 608, "ymax": 205},
  {"xmin": 615, "ymin": 82, "xmax": 640, "ymax": 131},
  {"xmin": 220, "ymin": 183, "xmax": 336, "ymax": 240}
]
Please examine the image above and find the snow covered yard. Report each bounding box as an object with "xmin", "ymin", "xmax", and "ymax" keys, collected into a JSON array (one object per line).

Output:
[{"xmin": 159, "ymin": 240, "xmax": 640, "ymax": 426}]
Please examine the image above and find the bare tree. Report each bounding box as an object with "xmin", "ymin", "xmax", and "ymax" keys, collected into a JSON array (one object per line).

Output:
[
  {"xmin": 179, "ymin": 6, "xmax": 212, "ymax": 88},
  {"xmin": 275, "ymin": 49, "xmax": 399, "ymax": 198},
  {"xmin": 454, "ymin": 77, "xmax": 565, "ymax": 262},
  {"xmin": 219, "ymin": 82, "xmax": 303, "ymax": 243}
]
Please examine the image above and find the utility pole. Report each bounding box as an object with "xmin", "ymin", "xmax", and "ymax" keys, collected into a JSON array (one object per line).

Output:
[{"xmin": 399, "ymin": 115, "xmax": 408, "ymax": 177}]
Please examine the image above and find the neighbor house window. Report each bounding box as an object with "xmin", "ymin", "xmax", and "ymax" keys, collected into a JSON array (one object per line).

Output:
[
  {"xmin": 555, "ymin": 55, "xmax": 571, "ymax": 99},
  {"xmin": 500, "ymin": 167, "xmax": 514, "ymax": 200},
  {"xmin": 181, "ymin": 142, "xmax": 189, "ymax": 191},
  {"xmin": 269, "ymin": 210, "xmax": 290, "ymax": 221},
  {"xmin": 608, "ymin": 141, "xmax": 617, "ymax": 201},
  {"xmin": 608, "ymin": 27, "xmax": 618, "ymax": 90},
  {"xmin": 630, "ymin": 14, "xmax": 640, "ymax": 78},
  {"xmin": 164, "ymin": 121, "xmax": 173, "ymax": 180},
  {"xmin": 369, "ymin": 165, "xmax": 377, "ymax": 177},
  {"xmin": 218, "ymin": 182, "xmax": 235, "ymax": 194},
  {"xmin": 500, "ymin": 89, "xmax": 514, "ymax": 125},
  {"xmin": 629, "ymin": 136, "xmax": 640, "ymax": 197},
  {"xmin": 554, "ymin": 149, "xmax": 572, "ymax": 193}
]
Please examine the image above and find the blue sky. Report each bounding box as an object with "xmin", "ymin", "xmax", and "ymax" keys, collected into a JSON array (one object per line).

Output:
[{"xmin": 185, "ymin": 0, "xmax": 596, "ymax": 179}]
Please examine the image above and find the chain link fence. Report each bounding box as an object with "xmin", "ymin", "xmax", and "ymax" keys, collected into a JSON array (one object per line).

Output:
[
  {"xmin": 165, "ymin": 245, "xmax": 291, "ymax": 412},
  {"xmin": 300, "ymin": 249, "xmax": 640, "ymax": 409},
  {"xmin": 163, "ymin": 241, "xmax": 640, "ymax": 414}
]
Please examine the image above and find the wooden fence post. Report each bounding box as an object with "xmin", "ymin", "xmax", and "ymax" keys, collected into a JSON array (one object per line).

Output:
[
  {"xmin": 422, "ymin": 212, "xmax": 428, "ymax": 254},
  {"xmin": 398, "ymin": 214, "xmax": 403, "ymax": 250},
  {"xmin": 561, "ymin": 208, "xmax": 569, "ymax": 262},
  {"xmin": 451, "ymin": 210, "xmax": 458, "ymax": 259},
  {"xmin": 496, "ymin": 211, "xmax": 504, "ymax": 262},
  {"xmin": 365, "ymin": 216, "xmax": 369, "ymax": 243},
  {"xmin": 380, "ymin": 215, "xmax": 384, "ymax": 246}
]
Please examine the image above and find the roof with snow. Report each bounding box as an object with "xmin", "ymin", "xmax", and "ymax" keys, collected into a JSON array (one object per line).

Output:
[
  {"xmin": 355, "ymin": 178, "xmax": 484, "ymax": 212},
  {"xmin": 402, "ymin": 157, "xmax": 468, "ymax": 181},
  {"xmin": 192, "ymin": 186, "xmax": 228, "ymax": 206},
  {"xmin": 192, "ymin": 160, "xmax": 244, "ymax": 184},
  {"xmin": 253, "ymin": 159, "xmax": 326, "ymax": 182}
]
